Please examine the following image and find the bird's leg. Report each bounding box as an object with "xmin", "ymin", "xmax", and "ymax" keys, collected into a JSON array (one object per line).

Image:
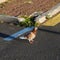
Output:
[{"xmin": 29, "ymin": 40, "xmax": 34, "ymax": 44}]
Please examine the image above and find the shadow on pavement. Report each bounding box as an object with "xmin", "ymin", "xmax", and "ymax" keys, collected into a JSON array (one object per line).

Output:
[
  {"xmin": 38, "ymin": 28, "xmax": 60, "ymax": 35},
  {"xmin": 38, "ymin": 23, "xmax": 60, "ymax": 35},
  {"xmin": 0, "ymin": 33, "xmax": 10, "ymax": 38},
  {"xmin": 0, "ymin": 33, "xmax": 14, "ymax": 39}
]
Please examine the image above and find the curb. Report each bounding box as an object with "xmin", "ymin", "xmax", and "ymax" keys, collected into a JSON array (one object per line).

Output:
[{"xmin": 35, "ymin": 3, "xmax": 60, "ymax": 23}]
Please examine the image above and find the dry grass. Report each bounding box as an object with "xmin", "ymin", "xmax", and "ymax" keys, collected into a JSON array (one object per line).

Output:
[{"xmin": 43, "ymin": 13, "xmax": 60, "ymax": 26}]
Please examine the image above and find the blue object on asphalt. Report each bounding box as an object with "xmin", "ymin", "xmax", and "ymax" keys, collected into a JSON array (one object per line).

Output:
[{"xmin": 4, "ymin": 26, "xmax": 34, "ymax": 41}]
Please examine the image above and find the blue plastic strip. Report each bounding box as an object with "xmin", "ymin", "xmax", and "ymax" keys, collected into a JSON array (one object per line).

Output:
[{"xmin": 4, "ymin": 26, "xmax": 34, "ymax": 41}]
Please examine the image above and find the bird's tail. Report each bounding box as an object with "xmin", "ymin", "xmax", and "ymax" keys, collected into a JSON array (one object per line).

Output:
[{"xmin": 19, "ymin": 36, "xmax": 27, "ymax": 39}]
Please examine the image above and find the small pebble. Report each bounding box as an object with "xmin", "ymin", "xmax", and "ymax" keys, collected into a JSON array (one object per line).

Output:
[{"xmin": 0, "ymin": 21, "xmax": 4, "ymax": 23}]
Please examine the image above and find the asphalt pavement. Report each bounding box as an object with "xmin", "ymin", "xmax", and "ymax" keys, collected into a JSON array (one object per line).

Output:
[{"xmin": 0, "ymin": 23, "xmax": 60, "ymax": 60}]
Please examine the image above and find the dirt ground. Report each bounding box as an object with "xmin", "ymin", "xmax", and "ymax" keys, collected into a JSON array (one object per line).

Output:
[{"xmin": 0, "ymin": 0, "xmax": 60, "ymax": 16}]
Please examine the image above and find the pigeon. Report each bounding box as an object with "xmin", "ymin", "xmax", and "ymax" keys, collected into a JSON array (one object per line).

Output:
[{"xmin": 19, "ymin": 27, "xmax": 38, "ymax": 44}]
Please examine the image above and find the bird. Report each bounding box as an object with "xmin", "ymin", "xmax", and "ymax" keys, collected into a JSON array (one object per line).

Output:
[{"xmin": 19, "ymin": 27, "xmax": 38, "ymax": 44}]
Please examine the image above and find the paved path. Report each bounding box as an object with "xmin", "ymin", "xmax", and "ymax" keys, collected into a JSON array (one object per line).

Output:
[{"xmin": 0, "ymin": 23, "xmax": 60, "ymax": 60}]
